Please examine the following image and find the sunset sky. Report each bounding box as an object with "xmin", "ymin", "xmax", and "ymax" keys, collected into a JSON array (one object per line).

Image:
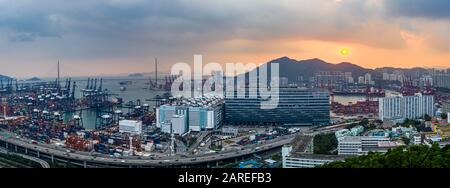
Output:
[{"xmin": 1, "ymin": 0, "xmax": 450, "ymax": 77}]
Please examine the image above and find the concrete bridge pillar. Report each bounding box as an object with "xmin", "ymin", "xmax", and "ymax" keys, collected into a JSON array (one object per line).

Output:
[
  {"xmin": 51, "ymin": 155, "xmax": 54, "ymax": 163},
  {"xmin": 37, "ymin": 151, "xmax": 40, "ymax": 158},
  {"xmin": 83, "ymin": 161, "xmax": 87, "ymax": 168},
  {"xmin": 25, "ymin": 148, "xmax": 28, "ymax": 154},
  {"xmin": 15, "ymin": 145, "xmax": 17, "ymax": 152}
]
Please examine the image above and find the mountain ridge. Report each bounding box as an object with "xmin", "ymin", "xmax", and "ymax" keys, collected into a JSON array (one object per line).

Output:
[
  {"xmin": 0, "ymin": 75, "xmax": 12, "ymax": 81},
  {"xmin": 258, "ymin": 57, "xmax": 373, "ymax": 81}
]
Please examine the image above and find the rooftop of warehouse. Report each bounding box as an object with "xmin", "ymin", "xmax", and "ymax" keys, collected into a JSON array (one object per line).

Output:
[
  {"xmin": 287, "ymin": 153, "xmax": 347, "ymax": 161},
  {"xmin": 339, "ymin": 136, "xmax": 362, "ymax": 143},
  {"xmin": 160, "ymin": 95, "xmax": 225, "ymax": 109}
]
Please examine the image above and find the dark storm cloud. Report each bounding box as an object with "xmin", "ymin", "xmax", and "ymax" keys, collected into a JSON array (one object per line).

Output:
[
  {"xmin": 0, "ymin": 0, "xmax": 387, "ymax": 46},
  {"xmin": 2, "ymin": 0, "xmax": 450, "ymax": 77},
  {"xmin": 0, "ymin": 6, "xmax": 61, "ymax": 42},
  {"xmin": 385, "ymin": 0, "xmax": 450, "ymax": 19},
  {"xmin": 1, "ymin": 0, "xmax": 449, "ymax": 48}
]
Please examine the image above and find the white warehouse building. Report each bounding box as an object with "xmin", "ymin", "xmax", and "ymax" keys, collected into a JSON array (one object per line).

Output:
[
  {"xmin": 282, "ymin": 145, "xmax": 346, "ymax": 168},
  {"xmin": 156, "ymin": 95, "xmax": 224, "ymax": 132},
  {"xmin": 161, "ymin": 115, "xmax": 188, "ymax": 135},
  {"xmin": 338, "ymin": 136, "xmax": 395, "ymax": 156},
  {"xmin": 119, "ymin": 120, "xmax": 143, "ymax": 135}
]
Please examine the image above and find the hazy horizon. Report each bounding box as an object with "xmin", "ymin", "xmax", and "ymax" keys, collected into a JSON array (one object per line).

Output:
[{"xmin": 2, "ymin": 56, "xmax": 450, "ymax": 79}]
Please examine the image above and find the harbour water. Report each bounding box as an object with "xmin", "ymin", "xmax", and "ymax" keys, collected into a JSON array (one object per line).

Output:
[{"xmin": 37, "ymin": 76, "xmax": 167, "ymax": 130}]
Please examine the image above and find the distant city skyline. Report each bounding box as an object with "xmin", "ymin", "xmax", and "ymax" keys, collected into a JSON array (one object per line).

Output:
[{"xmin": 1, "ymin": 0, "xmax": 450, "ymax": 77}]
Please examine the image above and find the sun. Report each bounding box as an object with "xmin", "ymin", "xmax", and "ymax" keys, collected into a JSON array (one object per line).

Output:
[{"xmin": 340, "ymin": 48, "xmax": 350, "ymax": 56}]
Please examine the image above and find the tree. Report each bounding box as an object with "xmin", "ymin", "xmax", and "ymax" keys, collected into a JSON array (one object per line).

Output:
[
  {"xmin": 401, "ymin": 119, "xmax": 427, "ymax": 132},
  {"xmin": 441, "ymin": 113, "xmax": 448, "ymax": 120},
  {"xmin": 401, "ymin": 136, "xmax": 410, "ymax": 146},
  {"xmin": 360, "ymin": 119, "xmax": 369, "ymax": 126},
  {"xmin": 313, "ymin": 133, "xmax": 338, "ymax": 155},
  {"xmin": 321, "ymin": 144, "xmax": 448, "ymax": 168},
  {"xmin": 424, "ymin": 114, "xmax": 432, "ymax": 121}
]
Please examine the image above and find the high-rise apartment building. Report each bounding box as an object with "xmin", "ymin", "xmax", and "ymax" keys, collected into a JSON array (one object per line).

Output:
[{"xmin": 379, "ymin": 93, "xmax": 434, "ymax": 122}]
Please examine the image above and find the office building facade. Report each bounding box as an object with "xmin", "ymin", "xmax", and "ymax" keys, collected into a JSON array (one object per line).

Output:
[
  {"xmin": 282, "ymin": 145, "xmax": 346, "ymax": 168},
  {"xmin": 224, "ymin": 88, "xmax": 330, "ymax": 126},
  {"xmin": 442, "ymin": 100, "xmax": 450, "ymax": 114},
  {"xmin": 338, "ymin": 136, "xmax": 392, "ymax": 156},
  {"xmin": 432, "ymin": 70, "xmax": 450, "ymax": 89}
]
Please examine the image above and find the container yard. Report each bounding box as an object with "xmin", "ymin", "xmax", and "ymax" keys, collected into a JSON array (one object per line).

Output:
[
  {"xmin": 331, "ymin": 100, "xmax": 379, "ymax": 116},
  {"xmin": 0, "ymin": 59, "xmax": 303, "ymax": 166},
  {"xmin": 0, "ymin": 78, "xmax": 167, "ymax": 158},
  {"xmin": 0, "ymin": 77, "xmax": 302, "ymax": 164}
]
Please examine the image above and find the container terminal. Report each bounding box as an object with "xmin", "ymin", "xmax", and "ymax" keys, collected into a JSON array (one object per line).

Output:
[{"xmin": 0, "ymin": 77, "xmax": 306, "ymax": 167}]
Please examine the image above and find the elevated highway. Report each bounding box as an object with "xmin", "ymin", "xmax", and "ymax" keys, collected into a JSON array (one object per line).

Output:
[
  {"xmin": 0, "ymin": 132, "xmax": 297, "ymax": 168},
  {"xmin": 0, "ymin": 147, "xmax": 50, "ymax": 168}
]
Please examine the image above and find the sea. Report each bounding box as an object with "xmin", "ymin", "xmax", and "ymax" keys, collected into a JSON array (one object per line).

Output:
[{"xmin": 38, "ymin": 76, "xmax": 167, "ymax": 129}]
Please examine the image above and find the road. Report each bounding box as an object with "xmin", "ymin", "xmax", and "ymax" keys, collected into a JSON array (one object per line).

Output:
[
  {"xmin": 0, "ymin": 147, "xmax": 50, "ymax": 168},
  {"xmin": 0, "ymin": 131, "xmax": 298, "ymax": 167},
  {"xmin": 187, "ymin": 131, "xmax": 211, "ymax": 154}
]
